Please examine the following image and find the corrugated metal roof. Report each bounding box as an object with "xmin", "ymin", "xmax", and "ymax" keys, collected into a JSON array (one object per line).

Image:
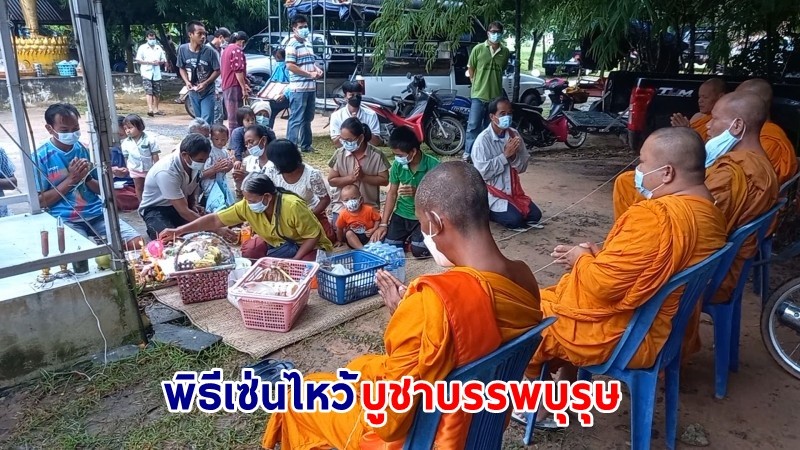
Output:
[{"xmin": 7, "ymin": 0, "xmax": 71, "ymax": 25}]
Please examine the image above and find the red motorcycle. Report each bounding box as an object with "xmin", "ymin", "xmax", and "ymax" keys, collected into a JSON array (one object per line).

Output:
[
  {"xmin": 360, "ymin": 74, "xmax": 466, "ymax": 156},
  {"xmin": 513, "ymin": 78, "xmax": 587, "ymax": 149}
]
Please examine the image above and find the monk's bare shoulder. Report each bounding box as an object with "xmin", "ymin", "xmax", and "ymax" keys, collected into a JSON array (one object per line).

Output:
[{"xmin": 508, "ymin": 259, "xmax": 540, "ymax": 294}]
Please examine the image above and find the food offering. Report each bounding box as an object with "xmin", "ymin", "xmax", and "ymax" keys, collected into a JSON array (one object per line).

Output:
[
  {"xmin": 171, "ymin": 232, "xmax": 236, "ymax": 304},
  {"xmin": 229, "ymin": 258, "xmax": 319, "ymax": 332}
]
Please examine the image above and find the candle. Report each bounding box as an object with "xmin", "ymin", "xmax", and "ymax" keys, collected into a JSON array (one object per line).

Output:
[
  {"xmin": 57, "ymin": 222, "xmax": 65, "ymax": 254},
  {"xmin": 140, "ymin": 240, "xmax": 147, "ymax": 261},
  {"xmin": 40, "ymin": 230, "xmax": 49, "ymax": 257}
]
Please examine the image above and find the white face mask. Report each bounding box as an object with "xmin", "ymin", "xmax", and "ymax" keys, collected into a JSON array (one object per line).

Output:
[
  {"xmin": 56, "ymin": 131, "xmax": 81, "ymax": 146},
  {"xmin": 421, "ymin": 211, "xmax": 454, "ymax": 267},
  {"xmin": 248, "ymin": 198, "xmax": 269, "ymax": 213},
  {"xmin": 344, "ymin": 198, "xmax": 361, "ymax": 212},
  {"xmin": 705, "ymin": 120, "xmax": 744, "ymax": 168}
]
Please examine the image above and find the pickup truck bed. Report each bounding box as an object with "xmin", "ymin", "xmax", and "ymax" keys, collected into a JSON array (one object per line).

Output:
[{"xmin": 620, "ymin": 73, "xmax": 800, "ymax": 152}]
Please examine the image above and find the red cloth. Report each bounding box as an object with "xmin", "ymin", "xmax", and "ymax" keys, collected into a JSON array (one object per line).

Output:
[
  {"xmin": 114, "ymin": 185, "xmax": 140, "ymax": 212},
  {"xmin": 485, "ymin": 168, "xmax": 532, "ymax": 217},
  {"xmin": 220, "ymin": 45, "xmax": 246, "ymax": 90}
]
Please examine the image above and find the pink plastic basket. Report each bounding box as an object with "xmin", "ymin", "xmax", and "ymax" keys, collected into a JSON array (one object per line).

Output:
[{"xmin": 229, "ymin": 258, "xmax": 319, "ymax": 332}]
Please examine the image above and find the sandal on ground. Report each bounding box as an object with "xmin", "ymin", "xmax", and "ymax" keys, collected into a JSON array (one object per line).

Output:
[
  {"xmin": 246, "ymin": 358, "xmax": 296, "ymax": 383},
  {"xmin": 511, "ymin": 411, "xmax": 562, "ymax": 430}
]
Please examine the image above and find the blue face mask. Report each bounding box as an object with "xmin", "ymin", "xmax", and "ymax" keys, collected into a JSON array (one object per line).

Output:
[
  {"xmin": 705, "ymin": 120, "xmax": 744, "ymax": 168},
  {"xmin": 255, "ymin": 116, "xmax": 269, "ymax": 126},
  {"xmin": 297, "ymin": 27, "xmax": 310, "ymax": 39},
  {"xmin": 497, "ymin": 115, "xmax": 512, "ymax": 129},
  {"xmin": 395, "ymin": 155, "xmax": 410, "ymax": 168},
  {"xmin": 634, "ymin": 165, "xmax": 667, "ymax": 199},
  {"xmin": 148, "ymin": 39, "xmax": 157, "ymax": 46},
  {"xmin": 488, "ymin": 32, "xmax": 503, "ymax": 43}
]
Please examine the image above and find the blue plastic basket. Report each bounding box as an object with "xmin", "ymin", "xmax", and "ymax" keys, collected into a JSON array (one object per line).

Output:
[
  {"xmin": 316, "ymin": 250, "xmax": 388, "ymax": 305},
  {"xmin": 56, "ymin": 62, "xmax": 76, "ymax": 77}
]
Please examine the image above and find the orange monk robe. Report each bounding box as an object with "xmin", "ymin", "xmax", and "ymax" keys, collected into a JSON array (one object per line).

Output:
[
  {"xmin": 760, "ymin": 121, "xmax": 798, "ymax": 186},
  {"xmin": 262, "ymin": 268, "xmax": 543, "ymax": 450},
  {"xmin": 611, "ymin": 171, "xmax": 642, "ymax": 221},
  {"xmin": 705, "ymin": 150, "xmax": 778, "ymax": 303},
  {"xmin": 527, "ymin": 196, "xmax": 727, "ymax": 377},
  {"xmin": 690, "ymin": 114, "xmax": 712, "ymax": 142}
]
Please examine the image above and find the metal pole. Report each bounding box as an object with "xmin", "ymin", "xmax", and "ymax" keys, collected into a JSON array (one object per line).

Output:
[
  {"xmin": 513, "ymin": 0, "xmax": 522, "ymax": 102},
  {"xmin": 68, "ymin": 0, "xmax": 148, "ymax": 344},
  {"xmin": 0, "ymin": 0, "xmax": 41, "ymax": 213}
]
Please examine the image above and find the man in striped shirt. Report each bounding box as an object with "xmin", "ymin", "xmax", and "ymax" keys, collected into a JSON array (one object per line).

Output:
[{"xmin": 285, "ymin": 14, "xmax": 323, "ymax": 153}]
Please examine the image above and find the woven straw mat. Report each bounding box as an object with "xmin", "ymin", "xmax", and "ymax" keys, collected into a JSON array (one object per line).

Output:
[{"xmin": 152, "ymin": 257, "xmax": 440, "ymax": 358}]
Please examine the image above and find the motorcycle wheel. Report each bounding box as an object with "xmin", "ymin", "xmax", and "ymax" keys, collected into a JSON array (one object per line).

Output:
[
  {"xmin": 184, "ymin": 100, "xmax": 196, "ymax": 119},
  {"xmin": 425, "ymin": 116, "xmax": 465, "ymax": 156},
  {"xmin": 761, "ymin": 277, "xmax": 800, "ymax": 380},
  {"xmin": 564, "ymin": 123, "xmax": 587, "ymax": 149}
]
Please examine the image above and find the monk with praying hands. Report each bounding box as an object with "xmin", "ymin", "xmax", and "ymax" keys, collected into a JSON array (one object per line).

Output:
[
  {"xmin": 670, "ymin": 77, "xmax": 727, "ymax": 141},
  {"xmin": 526, "ymin": 127, "xmax": 728, "ymax": 428},
  {"xmin": 261, "ymin": 162, "xmax": 543, "ymax": 449},
  {"xmin": 734, "ymin": 78, "xmax": 798, "ymax": 185}
]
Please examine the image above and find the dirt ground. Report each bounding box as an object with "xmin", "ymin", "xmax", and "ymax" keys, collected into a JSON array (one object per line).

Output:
[{"xmin": 1, "ymin": 97, "xmax": 799, "ymax": 449}]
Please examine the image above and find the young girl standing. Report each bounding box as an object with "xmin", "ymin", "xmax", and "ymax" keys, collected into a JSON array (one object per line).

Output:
[{"xmin": 121, "ymin": 114, "xmax": 160, "ymax": 200}]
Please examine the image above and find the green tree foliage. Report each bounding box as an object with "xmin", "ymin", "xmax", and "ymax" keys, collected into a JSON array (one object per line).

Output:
[{"xmin": 369, "ymin": 0, "xmax": 800, "ymax": 76}]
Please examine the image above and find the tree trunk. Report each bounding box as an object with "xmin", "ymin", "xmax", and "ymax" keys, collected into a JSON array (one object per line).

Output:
[
  {"xmin": 122, "ymin": 22, "xmax": 134, "ymax": 73},
  {"xmin": 527, "ymin": 31, "xmax": 543, "ymax": 71},
  {"xmin": 157, "ymin": 24, "xmax": 178, "ymax": 73}
]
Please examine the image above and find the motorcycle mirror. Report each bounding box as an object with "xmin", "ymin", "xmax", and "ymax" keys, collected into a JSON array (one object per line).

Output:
[
  {"xmin": 531, "ymin": 69, "xmax": 541, "ymax": 78},
  {"xmin": 406, "ymin": 72, "xmax": 412, "ymax": 79}
]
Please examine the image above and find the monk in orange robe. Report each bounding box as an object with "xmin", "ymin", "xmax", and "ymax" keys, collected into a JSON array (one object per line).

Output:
[
  {"xmin": 670, "ymin": 77, "xmax": 727, "ymax": 141},
  {"xmin": 262, "ymin": 162, "xmax": 543, "ymax": 450},
  {"xmin": 704, "ymin": 92, "xmax": 778, "ymax": 303},
  {"xmin": 527, "ymin": 128, "xmax": 727, "ymax": 416},
  {"xmin": 735, "ymin": 78, "xmax": 798, "ymax": 185}
]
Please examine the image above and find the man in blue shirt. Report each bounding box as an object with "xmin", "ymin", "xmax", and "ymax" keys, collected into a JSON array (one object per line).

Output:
[
  {"xmin": 267, "ymin": 48, "xmax": 291, "ymax": 129},
  {"xmin": 34, "ymin": 103, "xmax": 142, "ymax": 247}
]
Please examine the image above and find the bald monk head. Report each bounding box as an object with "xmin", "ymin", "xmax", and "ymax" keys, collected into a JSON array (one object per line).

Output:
[
  {"xmin": 736, "ymin": 78, "xmax": 773, "ymax": 107},
  {"xmin": 707, "ymin": 92, "xmax": 767, "ymax": 158},
  {"xmin": 636, "ymin": 127, "xmax": 710, "ymax": 199},
  {"xmin": 698, "ymin": 78, "xmax": 727, "ymax": 114}
]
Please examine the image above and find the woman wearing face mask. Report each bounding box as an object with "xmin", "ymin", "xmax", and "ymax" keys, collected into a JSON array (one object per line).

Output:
[
  {"xmin": 328, "ymin": 117, "xmax": 390, "ymax": 231},
  {"xmin": 233, "ymin": 124, "xmax": 277, "ymax": 188},
  {"xmin": 251, "ymin": 101, "xmax": 273, "ymax": 129},
  {"xmin": 160, "ymin": 173, "xmax": 333, "ymax": 260},
  {"xmin": 264, "ymin": 139, "xmax": 335, "ymax": 242},
  {"xmin": 139, "ymin": 133, "xmax": 212, "ymax": 240}
]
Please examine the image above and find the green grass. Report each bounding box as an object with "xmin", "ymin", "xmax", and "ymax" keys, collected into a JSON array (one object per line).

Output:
[{"xmin": 2, "ymin": 342, "xmax": 269, "ymax": 449}]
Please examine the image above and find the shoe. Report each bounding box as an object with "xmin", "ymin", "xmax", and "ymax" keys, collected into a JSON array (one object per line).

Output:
[
  {"xmin": 527, "ymin": 221, "xmax": 544, "ymax": 229},
  {"xmin": 302, "ymin": 146, "xmax": 317, "ymax": 153},
  {"xmin": 147, "ymin": 111, "xmax": 154, "ymax": 117},
  {"xmin": 510, "ymin": 411, "xmax": 561, "ymax": 430},
  {"xmin": 509, "ymin": 226, "xmax": 529, "ymax": 232},
  {"xmin": 154, "ymin": 111, "xmax": 166, "ymax": 116}
]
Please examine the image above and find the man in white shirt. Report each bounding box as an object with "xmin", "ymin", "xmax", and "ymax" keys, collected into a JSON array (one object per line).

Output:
[
  {"xmin": 330, "ymin": 81, "xmax": 382, "ymax": 147},
  {"xmin": 471, "ymin": 97, "xmax": 542, "ymax": 230},
  {"xmin": 135, "ymin": 30, "xmax": 167, "ymax": 117}
]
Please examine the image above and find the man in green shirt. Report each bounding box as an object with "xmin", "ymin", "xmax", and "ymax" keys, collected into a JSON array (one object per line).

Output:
[
  {"xmin": 465, "ymin": 21, "xmax": 510, "ymax": 163},
  {"xmin": 370, "ymin": 126, "xmax": 439, "ymax": 257}
]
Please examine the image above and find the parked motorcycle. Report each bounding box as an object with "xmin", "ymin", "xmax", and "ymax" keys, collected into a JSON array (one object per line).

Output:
[
  {"xmin": 361, "ymin": 74, "xmax": 466, "ymax": 156},
  {"xmin": 512, "ymin": 78, "xmax": 588, "ymax": 149}
]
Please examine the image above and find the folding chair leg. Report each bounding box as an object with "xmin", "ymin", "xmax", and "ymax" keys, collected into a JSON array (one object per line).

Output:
[
  {"xmin": 711, "ymin": 306, "xmax": 733, "ymax": 399},
  {"xmin": 730, "ymin": 298, "xmax": 742, "ymax": 373},
  {"xmin": 664, "ymin": 360, "xmax": 680, "ymax": 450},
  {"xmin": 522, "ymin": 412, "xmax": 536, "ymax": 445},
  {"xmin": 629, "ymin": 373, "xmax": 657, "ymax": 450}
]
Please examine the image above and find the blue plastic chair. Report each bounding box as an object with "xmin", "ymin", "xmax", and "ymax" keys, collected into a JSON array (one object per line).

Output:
[
  {"xmin": 402, "ymin": 316, "xmax": 556, "ymax": 450},
  {"xmin": 752, "ymin": 171, "xmax": 800, "ymax": 303},
  {"xmin": 523, "ymin": 243, "xmax": 733, "ymax": 450},
  {"xmin": 703, "ymin": 199, "xmax": 786, "ymax": 399}
]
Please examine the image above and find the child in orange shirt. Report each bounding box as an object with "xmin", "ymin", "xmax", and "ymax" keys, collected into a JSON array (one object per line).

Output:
[{"xmin": 335, "ymin": 184, "xmax": 381, "ymax": 249}]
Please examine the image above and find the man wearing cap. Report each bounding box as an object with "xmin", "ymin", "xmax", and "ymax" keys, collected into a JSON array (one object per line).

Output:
[{"xmin": 221, "ymin": 31, "xmax": 251, "ymax": 132}]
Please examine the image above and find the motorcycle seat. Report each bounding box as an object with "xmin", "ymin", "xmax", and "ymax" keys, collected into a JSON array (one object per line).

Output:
[
  {"xmin": 362, "ymin": 96, "xmax": 397, "ymax": 109},
  {"xmin": 513, "ymin": 103, "xmax": 543, "ymax": 113}
]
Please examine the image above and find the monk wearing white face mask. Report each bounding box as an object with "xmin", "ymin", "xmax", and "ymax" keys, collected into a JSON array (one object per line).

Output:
[{"xmin": 261, "ymin": 161, "xmax": 543, "ymax": 450}]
